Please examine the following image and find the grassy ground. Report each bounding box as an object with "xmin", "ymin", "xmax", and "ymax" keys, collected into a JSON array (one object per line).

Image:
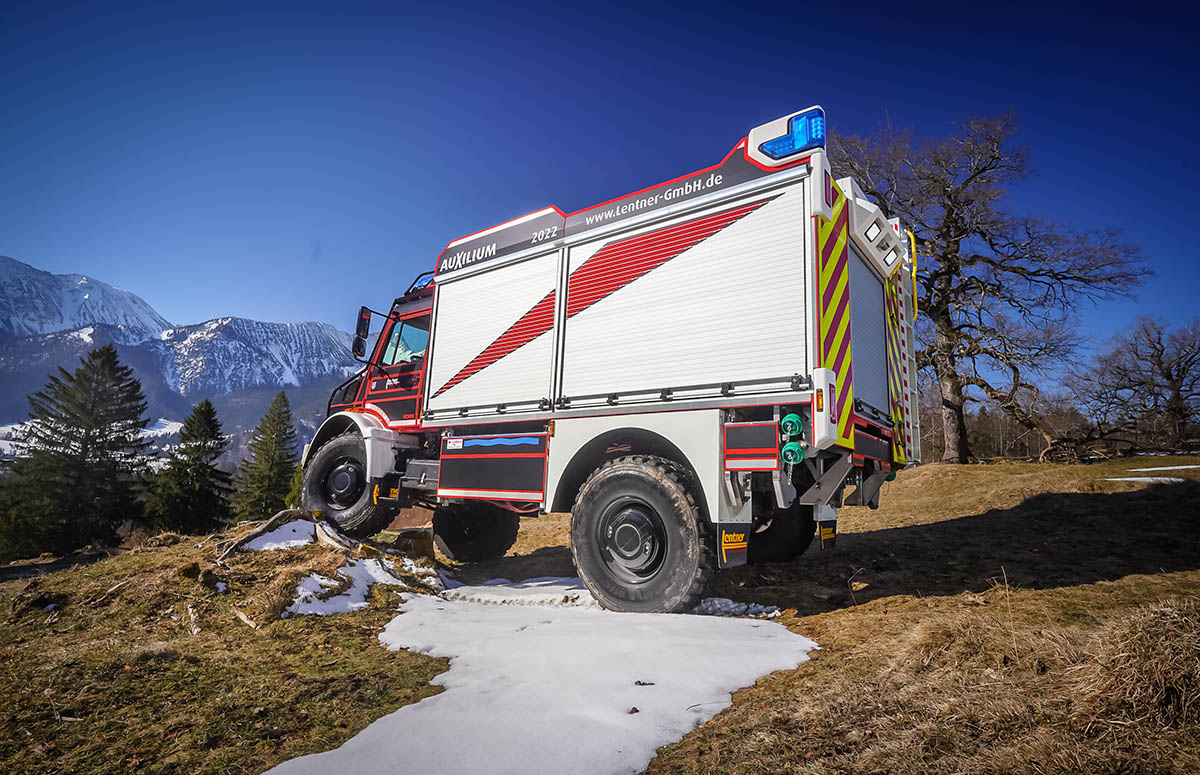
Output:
[
  {"xmin": 0, "ymin": 530, "xmax": 446, "ymax": 774},
  {"xmin": 2, "ymin": 455, "xmax": 1198, "ymax": 773}
]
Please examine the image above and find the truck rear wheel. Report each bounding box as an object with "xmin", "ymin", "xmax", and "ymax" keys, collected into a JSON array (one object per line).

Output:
[
  {"xmin": 300, "ymin": 432, "xmax": 396, "ymax": 538},
  {"xmin": 432, "ymin": 502, "xmax": 520, "ymax": 563},
  {"xmin": 747, "ymin": 495, "xmax": 816, "ymax": 564},
  {"xmin": 570, "ymin": 455, "xmax": 714, "ymax": 613}
]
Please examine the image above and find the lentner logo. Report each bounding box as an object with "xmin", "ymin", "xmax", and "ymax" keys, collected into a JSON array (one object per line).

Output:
[{"xmin": 439, "ymin": 241, "xmax": 497, "ymax": 273}]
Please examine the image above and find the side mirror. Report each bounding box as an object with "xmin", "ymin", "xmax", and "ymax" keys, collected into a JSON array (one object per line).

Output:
[
  {"xmin": 355, "ymin": 306, "xmax": 371, "ymax": 340},
  {"xmin": 352, "ymin": 336, "xmax": 366, "ymax": 359}
]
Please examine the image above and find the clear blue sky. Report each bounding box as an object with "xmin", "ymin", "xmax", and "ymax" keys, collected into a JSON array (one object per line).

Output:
[{"xmin": 1, "ymin": 1, "xmax": 1194, "ymax": 345}]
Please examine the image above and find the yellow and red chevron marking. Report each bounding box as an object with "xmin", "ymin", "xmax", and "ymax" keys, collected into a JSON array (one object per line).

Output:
[
  {"xmin": 884, "ymin": 274, "xmax": 909, "ymax": 464},
  {"xmin": 814, "ymin": 182, "xmax": 855, "ymax": 448}
]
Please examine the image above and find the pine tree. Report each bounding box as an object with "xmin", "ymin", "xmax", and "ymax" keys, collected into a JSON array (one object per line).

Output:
[
  {"xmin": 145, "ymin": 399, "xmax": 232, "ymax": 534},
  {"xmin": 0, "ymin": 344, "xmax": 148, "ymax": 556},
  {"xmin": 285, "ymin": 463, "xmax": 303, "ymax": 509},
  {"xmin": 232, "ymin": 391, "xmax": 298, "ymax": 520}
]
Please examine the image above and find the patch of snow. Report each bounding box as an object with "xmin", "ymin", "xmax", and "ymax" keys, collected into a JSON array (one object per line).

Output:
[
  {"xmin": 442, "ymin": 576, "xmax": 599, "ymax": 608},
  {"xmin": 242, "ymin": 520, "xmax": 317, "ymax": 551},
  {"xmin": 398, "ymin": 557, "xmax": 445, "ymax": 590},
  {"xmin": 1127, "ymin": 464, "xmax": 1200, "ymax": 472},
  {"xmin": 284, "ymin": 558, "xmax": 404, "ymax": 617},
  {"xmin": 267, "ymin": 578, "xmax": 815, "ymax": 775},
  {"xmin": 1103, "ymin": 476, "xmax": 1186, "ymax": 484},
  {"xmin": 141, "ymin": 418, "xmax": 184, "ymax": 439}
]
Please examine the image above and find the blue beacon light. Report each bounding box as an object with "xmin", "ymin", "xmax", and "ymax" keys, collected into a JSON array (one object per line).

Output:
[{"xmin": 759, "ymin": 108, "xmax": 826, "ymax": 160}]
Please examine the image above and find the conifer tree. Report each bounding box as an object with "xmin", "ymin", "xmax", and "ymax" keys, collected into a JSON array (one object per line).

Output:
[
  {"xmin": 0, "ymin": 344, "xmax": 148, "ymax": 555},
  {"xmin": 285, "ymin": 463, "xmax": 303, "ymax": 509},
  {"xmin": 145, "ymin": 399, "xmax": 232, "ymax": 534},
  {"xmin": 232, "ymin": 391, "xmax": 298, "ymax": 520}
]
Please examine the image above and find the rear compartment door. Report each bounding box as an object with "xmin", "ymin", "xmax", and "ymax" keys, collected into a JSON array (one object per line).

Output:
[{"xmin": 848, "ymin": 243, "xmax": 889, "ymax": 415}]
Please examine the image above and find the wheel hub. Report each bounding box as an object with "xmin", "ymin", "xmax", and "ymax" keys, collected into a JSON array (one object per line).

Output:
[
  {"xmin": 324, "ymin": 457, "xmax": 364, "ymax": 509},
  {"xmin": 599, "ymin": 501, "xmax": 666, "ymax": 583}
]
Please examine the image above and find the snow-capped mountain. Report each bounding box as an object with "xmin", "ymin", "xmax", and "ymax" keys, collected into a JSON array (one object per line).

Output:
[
  {"xmin": 157, "ymin": 317, "xmax": 355, "ymax": 396},
  {"xmin": 0, "ymin": 256, "xmax": 173, "ymax": 340},
  {"xmin": 0, "ymin": 256, "xmax": 362, "ymax": 435}
]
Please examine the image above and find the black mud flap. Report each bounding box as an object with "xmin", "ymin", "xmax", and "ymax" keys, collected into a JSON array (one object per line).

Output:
[{"xmin": 717, "ymin": 525, "xmax": 749, "ymax": 568}]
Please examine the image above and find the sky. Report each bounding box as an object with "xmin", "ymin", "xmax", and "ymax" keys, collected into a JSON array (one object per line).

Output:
[{"xmin": 0, "ymin": 1, "xmax": 1195, "ymax": 347}]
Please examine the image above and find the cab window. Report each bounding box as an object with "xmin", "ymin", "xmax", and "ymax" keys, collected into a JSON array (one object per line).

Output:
[{"xmin": 381, "ymin": 315, "xmax": 430, "ymax": 366}]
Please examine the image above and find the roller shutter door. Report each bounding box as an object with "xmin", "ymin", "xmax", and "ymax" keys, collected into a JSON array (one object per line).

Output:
[{"xmin": 848, "ymin": 244, "xmax": 889, "ymax": 414}]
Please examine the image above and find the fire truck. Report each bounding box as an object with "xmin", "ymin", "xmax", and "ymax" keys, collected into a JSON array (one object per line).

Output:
[{"xmin": 300, "ymin": 106, "xmax": 921, "ymax": 612}]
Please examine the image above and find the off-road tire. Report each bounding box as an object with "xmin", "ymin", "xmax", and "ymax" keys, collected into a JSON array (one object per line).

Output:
[
  {"xmin": 747, "ymin": 494, "xmax": 816, "ymax": 564},
  {"xmin": 300, "ymin": 432, "xmax": 396, "ymax": 538},
  {"xmin": 570, "ymin": 455, "xmax": 715, "ymax": 613},
  {"xmin": 432, "ymin": 502, "xmax": 521, "ymax": 563}
]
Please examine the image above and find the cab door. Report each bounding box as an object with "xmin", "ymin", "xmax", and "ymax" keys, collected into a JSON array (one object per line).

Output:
[{"xmin": 361, "ymin": 311, "xmax": 430, "ymax": 429}]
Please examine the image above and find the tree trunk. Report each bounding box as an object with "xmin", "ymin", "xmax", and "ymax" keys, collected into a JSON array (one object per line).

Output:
[
  {"xmin": 930, "ymin": 309, "xmax": 971, "ymax": 463},
  {"xmin": 1165, "ymin": 379, "xmax": 1188, "ymax": 449}
]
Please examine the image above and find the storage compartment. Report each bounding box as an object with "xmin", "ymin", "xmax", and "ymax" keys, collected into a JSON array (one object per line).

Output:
[
  {"xmin": 848, "ymin": 243, "xmax": 889, "ymax": 414},
  {"xmin": 559, "ymin": 186, "xmax": 809, "ymax": 405},
  {"xmin": 425, "ymin": 250, "xmax": 558, "ymax": 417}
]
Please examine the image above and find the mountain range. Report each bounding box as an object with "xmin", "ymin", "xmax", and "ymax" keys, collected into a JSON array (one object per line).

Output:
[{"xmin": 0, "ymin": 256, "xmax": 361, "ymax": 446}]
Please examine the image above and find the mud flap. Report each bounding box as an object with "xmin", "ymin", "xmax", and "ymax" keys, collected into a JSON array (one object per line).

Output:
[
  {"xmin": 717, "ymin": 525, "xmax": 749, "ymax": 568},
  {"xmin": 815, "ymin": 504, "xmax": 837, "ymax": 549}
]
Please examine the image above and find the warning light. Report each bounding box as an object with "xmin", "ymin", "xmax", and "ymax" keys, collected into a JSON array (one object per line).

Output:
[
  {"xmin": 760, "ymin": 108, "xmax": 826, "ymax": 160},
  {"xmin": 815, "ymin": 390, "xmax": 824, "ymax": 412}
]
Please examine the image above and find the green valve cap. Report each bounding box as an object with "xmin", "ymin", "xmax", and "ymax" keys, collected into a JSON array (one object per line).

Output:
[
  {"xmin": 781, "ymin": 441, "xmax": 806, "ymax": 464},
  {"xmin": 780, "ymin": 413, "xmax": 804, "ymax": 437},
  {"xmin": 885, "ymin": 471, "xmax": 897, "ymax": 481}
]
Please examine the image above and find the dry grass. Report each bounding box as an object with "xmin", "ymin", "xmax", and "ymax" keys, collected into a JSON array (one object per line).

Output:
[
  {"xmin": 2, "ymin": 455, "xmax": 1198, "ymax": 774},
  {"xmin": 0, "ymin": 523, "xmax": 447, "ymax": 775},
  {"xmin": 644, "ymin": 455, "xmax": 1200, "ymax": 774}
]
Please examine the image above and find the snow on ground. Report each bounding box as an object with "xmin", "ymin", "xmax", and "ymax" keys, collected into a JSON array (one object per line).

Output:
[
  {"xmin": 267, "ymin": 578, "xmax": 815, "ymax": 775},
  {"xmin": 1127, "ymin": 464, "xmax": 1200, "ymax": 472},
  {"xmin": 285, "ymin": 558, "xmax": 405, "ymax": 617},
  {"xmin": 442, "ymin": 576, "xmax": 599, "ymax": 608},
  {"xmin": 1103, "ymin": 476, "xmax": 1187, "ymax": 484},
  {"xmin": 142, "ymin": 418, "xmax": 184, "ymax": 438},
  {"xmin": 241, "ymin": 519, "xmax": 317, "ymax": 551}
]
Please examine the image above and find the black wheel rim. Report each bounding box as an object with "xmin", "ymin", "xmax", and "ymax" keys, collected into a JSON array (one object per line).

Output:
[
  {"xmin": 322, "ymin": 455, "xmax": 365, "ymax": 510},
  {"xmin": 596, "ymin": 497, "xmax": 667, "ymax": 584}
]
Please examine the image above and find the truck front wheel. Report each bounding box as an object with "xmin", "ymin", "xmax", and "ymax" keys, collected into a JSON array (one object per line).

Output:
[
  {"xmin": 300, "ymin": 432, "xmax": 396, "ymax": 538},
  {"xmin": 570, "ymin": 455, "xmax": 714, "ymax": 613},
  {"xmin": 432, "ymin": 502, "xmax": 520, "ymax": 563}
]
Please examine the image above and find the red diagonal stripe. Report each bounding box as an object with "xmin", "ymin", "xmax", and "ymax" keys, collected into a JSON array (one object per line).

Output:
[
  {"xmin": 432, "ymin": 198, "xmax": 770, "ymax": 398},
  {"xmin": 820, "ymin": 204, "xmax": 848, "ymax": 269},
  {"xmin": 432, "ymin": 290, "xmax": 556, "ymax": 397},
  {"xmin": 820, "ymin": 244, "xmax": 848, "ymax": 315},
  {"xmin": 822, "ymin": 290, "xmax": 850, "ymax": 358},
  {"xmin": 565, "ymin": 200, "xmax": 767, "ymax": 317}
]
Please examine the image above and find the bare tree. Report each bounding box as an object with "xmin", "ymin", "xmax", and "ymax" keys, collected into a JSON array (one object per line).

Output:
[
  {"xmin": 1082, "ymin": 317, "xmax": 1200, "ymax": 449},
  {"xmin": 830, "ymin": 114, "xmax": 1146, "ymax": 462}
]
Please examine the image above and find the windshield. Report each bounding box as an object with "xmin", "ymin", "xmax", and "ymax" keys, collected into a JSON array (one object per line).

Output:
[{"xmin": 381, "ymin": 315, "xmax": 430, "ymax": 366}]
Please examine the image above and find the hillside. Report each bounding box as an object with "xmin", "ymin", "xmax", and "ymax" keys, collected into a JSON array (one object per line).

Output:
[{"xmin": 1, "ymin": 457, "xmax": 1198, "ymax": 774}]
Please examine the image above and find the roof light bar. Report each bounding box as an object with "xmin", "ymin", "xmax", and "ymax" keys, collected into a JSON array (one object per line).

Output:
[{"xmin": 759, "ymin": 107, "xmax": 826, "ymax": 160}]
